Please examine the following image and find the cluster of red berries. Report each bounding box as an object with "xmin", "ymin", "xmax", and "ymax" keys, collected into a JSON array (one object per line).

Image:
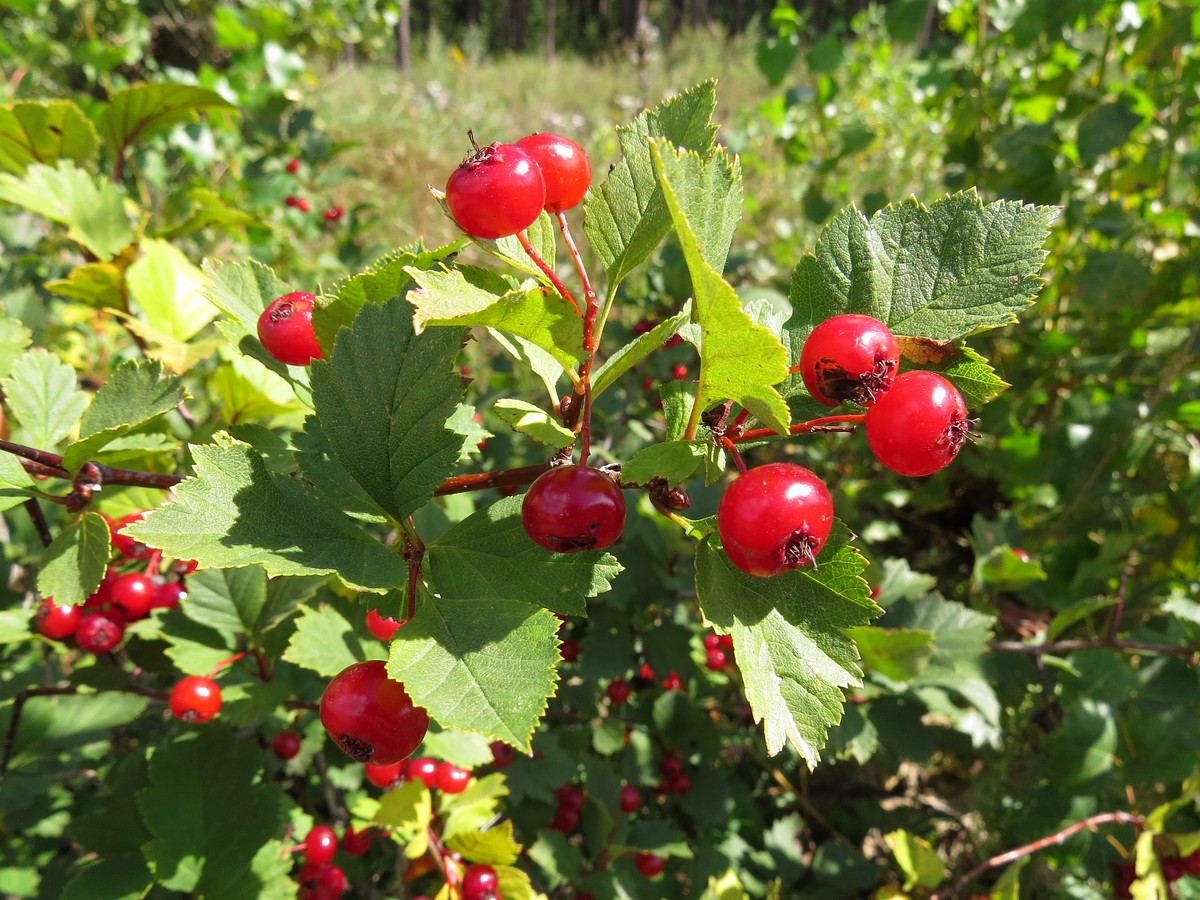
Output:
[
  {"xmin": 551, "ymin": 782, "xmax": 586, "ymax": 832},
  {"xmin": 283, "ymin": 157, "xmax": 344, "ymax": 222},
  {"xmin": 445, "ymin": 131, "xmax": 591, "ymax": 239},
  {"xmin": 703, "ymin": 631, "xmax": 735, "ymax": 670},
  {"xmin": 1115, "ymin": 848, "xmax": 1200, "ymax": 898},
  {"xmin": 293, "ymin": 824, "xmax": 350, "ymax": 900}
]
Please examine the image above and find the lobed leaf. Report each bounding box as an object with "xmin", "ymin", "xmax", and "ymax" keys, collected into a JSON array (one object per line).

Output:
[
  {"xmin": 0, "ymin": 99, "xmax": 99, "ymax": 174},
  {"xmin": 1, "ymin": 348, "xmax": 88, "ymax": 448},
  {"xmin": 282, "ymin": 604, "xmax": 374, "ymax": 677},
  {"xmin": 100, "ymin": 84, "xmax": 236, "ymax": 160},
  {"xmin": 0, "ymin": 161, "xmax": 134, "ymax": 260}
]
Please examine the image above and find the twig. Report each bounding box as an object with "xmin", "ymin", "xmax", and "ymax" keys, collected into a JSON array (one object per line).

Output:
[
  {"xmin": 23, "ymin": 499, "xmax": 53, "ymax": 547},
  {"xmin": 932, "ymin": 811, "xmax": 1144, "ymax": 899},
  {"xmin": 433, "ymin": 462, "xmax": 553, "ymax": 496},
  {"xmin": 989, "ymin": 639, "xmax": 1200, "ymax": 659},
  {"xmin": 516, "ymin": 230, "xmax": 581, "ymax": 317},
  {"xmin": 1, "ymin": 440, "xmax": 183, "ymax": 490}
]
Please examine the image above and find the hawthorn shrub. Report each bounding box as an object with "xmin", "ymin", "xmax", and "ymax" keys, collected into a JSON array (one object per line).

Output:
[{"xmin": 1, "ymin": 68, "xmax": 1198, "ymax": 900}]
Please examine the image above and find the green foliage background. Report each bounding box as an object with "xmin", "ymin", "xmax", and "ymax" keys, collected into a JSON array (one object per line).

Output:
[{"xmin": 0, "ymin": 1, "xmax": 1198, "ymax": 898}]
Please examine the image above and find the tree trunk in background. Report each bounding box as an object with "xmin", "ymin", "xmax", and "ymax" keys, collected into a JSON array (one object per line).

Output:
[
  {"xmin": 508, "ymin": 0, "xmax": 529, "ymax": 53},
  {"xmin": 691, "ymin": 0, "xmax": 711, "ymax": 28},
  {"xmin": 546, "ymin": 0, "xmax": 556, "ymax": 61},
  {"xmin": 395, "ymin": 0, "xmax": 411, "ymax": 72},
  {"xmin": 460, "ymin": 0, "xmax": 481, "ymax": 26}
]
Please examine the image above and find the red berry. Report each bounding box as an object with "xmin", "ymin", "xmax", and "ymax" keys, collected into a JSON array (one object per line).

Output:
[
  {"xmin": 169, "ymin": 675, "xmax": 222, "ymax": 723},
  {"xmin": 717, "ymin": 462, "xmax": 834, "ymax": 577},
  {"xmin": 434, "ymin": 761, "xmax": 472, "ymax": 794},
  {"xmin": 660, "ymin": 671, "xmax": 683, "ymax": 691},
  {"xmin": 633, "ymin": 319, "xmax": 654, "ymax": 336},
  {"xmin": 865, "ymin": 370, "xmax": 971, "ymax": 476},
  {"xmin": 151, "ymin": 581, "xmax": 188, "ymax": 610},
  {"xmin": 319, "ymin": 661, "xmax": 429, "ymax": 765},
  {"xmin": 271, "ymin": 730, "xmax": 302, "ymax": 760},
  {"xmin": 84, "ymin": 569, "xmax": 120, "ymax": 609},
  {"xmin": 295, "ymin": 198, "xmax": 311, "ymax": 213},
  {"xmin": 35, "ymin": 598, "xmax": 83, "ymax": 640},
  {"xmin": 109, "ymin": 572, "xmax": 155, "ymax": 621},
  {"xmin": 559, "ymin": 639, "xmax": 581, "ymax": 662},
  {"xmin": 659, "ymin": 757, "xmax": 683, "ymax": 780},
  {"xmin": 634, "ymin": 852, "xmax": 665, "ymax": 878},
  {"xmin": 799, "ymin": 314, "xmax": 899, "ymax": 407},
  {"xmin": 1161, "ymin": 857, "xmax": 1185, "ymax": 882},
  {"xmin": 669, "ymin": 773, "xmax": 692, "ymax": 794},
  {"xmin": 341, "ymin": 826, "xmax": 375, "ymax": 857},
  {"xmin": 521, "ymin": 465, "xmax": 626, "ymax": 552},
  {"xmin": 551, "ymin": 806, "xmax": 580, "ymax": 832},
  {"xmin": 705, "ymin": 648, "xmax": 728, "ymax": 670},
  {"xmin": 323, "ymin": 205, "xmax": 344, "ymax": 222},
  {"xmin": 446, "ymin": 140, "xmax": 546, "ymax": 239},
  {"xmin": 75, "ymin": 612, "xmax": 125, "ymax": 654},
  {"xmin": 286, "ymin": 157, "xmax": 301, "ymax": 174},
  {"xmin": 515, "ymin": 132, "xmax": 591, "ymax": 212},
  {"xmin": 407, "ymin": 756, "xmax": 440, "ymax": 788},
  {"xmin": 606, "ymin": 678, "xmax": 631, "ymax": 706},
  {"xmin": 366, "ymin": 608, "xmax": 401, "ymax": 641},
  {"xmin": 461, "ymin": 863, "xmax": 499, "ymax": 899},
  {"xmin": 619, "ymin": 784, "xmax": 641, "ymax": 813},
  {"xmin": 1183, "ymin": 850, "xmax": 1200, "ymax": 876},
  {"xmin": 672, "ymin": 363, "xmax": 689, "ymax": 381},
  {"xmin": 718, "ymin": 634, "xmax": 734, "ymax": 651},
  {"xmin": 489, "ymin": 741, "xmax": 516, "ymax": 768},
  {"xmin": 106, "ymin": 511, "xmax": 152, "ymax": 559},
  {"xmin": 364, "ymin": 760, "xmax": 407, "ymax": 788},
  {"xmin": 556, "ymin": 783, "xmax": 586, "ymax": 811},
  {"xmin": 258, "ymin": 292, "xmax": 324, "ymax": 367},
  {"xmin": 285, "ymin": 195, "xmax": 301, "ymax": 208},
  {"xmin": 297, "ymin": 860, "xmax": 347, "ymax": 898},
  {"xmin": 1012, "ymin": 547, "xmax": 1031, "ymax": 563},
  {"xmin": 304, "ymin": 825, "xmax": 338, "ymax": 865},
  {"xmin": 702, "ymin": 633, "xmax": 721, "ymax": 651}
]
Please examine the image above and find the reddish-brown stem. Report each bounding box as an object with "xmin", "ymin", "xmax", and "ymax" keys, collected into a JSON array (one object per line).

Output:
[
  {"xmin": 932, "ymin": 811, "xmax": 1144, "ymax": 899},
  {"xmin": 727, "ymin": 408, "xmax": 751, "ymax": 435},
  {"xmin": 1, "ymin": 440, "xmax": 184, "ymax": 490},
  {"xmin": 554, "ymin": 212, "xmax": 600, "ymax": 460},
  {"xmin": 717, "ymin": 435, "xmax": 748, "ymax": 474},
  {"xmin": 206, "ymin": 651, "xmax": 249, "ymax": 681},
  {"xmin": 734, "ymin": 414, "xmax": 866, "ymax": 444},
  {"xmin": 24, "ymin": 499, "xmax": 53, "ymax": 547},
  {"xmin": 434, "ymin": 462, "xmax": 553, "ymax": 496},
  {"xmin": 989, "ymin": 639, "xmax": 1200, "ymax": 659},
  {"xmin": 395, "ymin": 523, "xmax": 426, "ymax": 628},
  {"xmin": 516, "ymin": 230, "xmax": 581, "ymax": 317}
]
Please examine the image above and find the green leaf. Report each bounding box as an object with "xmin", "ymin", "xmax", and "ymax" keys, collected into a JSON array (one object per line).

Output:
[
  {"xmin": 202, "ymin": 258, "xmax": 292, "ymax": 346},
  {"xmin": 310, "ymin": 294, "xmax": 466, "ymax": 524},
  {"xmin": 282, "ymin": 603, "xmax": 372, "ymax": 677},
  {"xmin": 137, "ymin": 728, "xmax": 285, "ymax": 899},
  {"xmin": 440, "ymin": 772, "xmax": 510, "ymax": 840},
  {"xmin": 651, "ymin": 141, "xmax": 790, "ymax": 435},
  {"xmin": 61, "ymin": 359, "xmax": 185, "ymax": 473},
  {"xmin": 425, "ymin": 496, "xmax": 622, "ymax": 618},
  {"xmin": 0, "ymin": 99, "xmax": 99, "ymax": 174},
  {"xmin": 408, "ymin": 265, "xmax": 585, "ymax": 369},
  {"xmin": 492, "ymin": 398, "xmax": 575, "ymax": 449},
  {"xmin": 0, "ymin": 161, "xmax": 134, "ymax": 259},
  {"xmin": 584, "ymin": 80, "xmax": 719, "ymax": 295},
  {"xmin": 695, "ymin": 522, "xmax": 878, "ymax": 763},
  {"xmin": 846, "ymin": 626, "xmax": 935, "ymax": 683},
  {"xmin": 474, "ymin": 209, "xmax": 557, "ymax": 281},
  {"xmin": 448, "ymin": 401, "xmax": 492, "ymax": 460},
  {"xmin": 884, "ymin": 829, "xmax": 946, "ymax": 891},
  {"xmin": 445, "ymin": 819, "xmax": 522, "ymax": 866},
  {"xmin": 913, "ymin": 343, "xmax": 1009, "ymax": 407},
  {"xmin": 125, "ymin": 432, "xmax": 409, "ymax": 592},
  {"xmin": 315, "ymin": 242, "xmax": 461, "ymax": 350},
  {"xmin": 59, "ymin": 856, "xmax": 152, "ymax": 900},
  {"xmin": 35, "ymin": 512, "xmax": 110, "ymax": 606},
  {"xmin": 9, "ymin": 692, "xmax": 148, "ymax": 764},
  {"xmin": 0, "ymin": 316, "xmax": 32, "ymax": 379},
  {"xmin": 154, "ymin": 187, "xmax": 258, "ymax": 241},
  {"xmin": 100, "ymin": 83, "xmax": 236, "ymax": 159},
  {"xmin": 1076, "ymin": 99, "xmax": 1142, "ymax": 166},
  {"xmin": 621, "ymin": 440, "xmax": 707, "ymax": 487},
  {"xmin": 1, "ymin": 348, "xmax": 88, "ymax": 448},
  {"xmin": 647, "ymin": 137, "xmax": 743, "ymax": 274},
  {"xmin": 0, "ymin": 450, "xmax": 36, "ymax": 512},
  {"xmin": 126, "ymin": 239, "xmax": 218, "ymax": 343},
  {"xmin": 786, "ymin": 192, "xmax": 1058, "ymax": 341},
  {"xmin": 293, "ymin": 415, "xmax": 391, "ymax": 524},
  {"xmin": 369, "ymin": 779, "xmax": 433, "ymax": 852},
  {"xmin": 210, "ymin": 354, "xmax": 304, "ymax": 426},
  {"xmin": 387, "ymin": 589, "xmax": 560, "ymax": 751},
  {"xmin": 177, "ymin": 566, "xmax": 269, "ymax": 641},
  {"xmin": 44, "ymin": 261, "xmax": 126, "ymax": 310},
  {"xmin": 591, "ymin": 302, "xmax": 692, "ymax": 398}
]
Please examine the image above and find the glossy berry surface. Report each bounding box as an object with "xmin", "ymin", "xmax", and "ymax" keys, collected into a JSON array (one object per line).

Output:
[
  {"xmin": 258, "ymin": 292, "xmax": 324, "ymax": 367},
  {"xmin": 717, "ymin": 463, "xmax": 834, "ymax": 578},
  {"xmin": 865, "ymin": 370, "xmax": 970, "ymax": 477},
  {"xmin": 319, "ymin": 661, "xmax": 429, "ymax": 765},
  {"xmin": 366, "ymin": 608, "xmax": 401, "ymax": 641},
  {"xmin": 521, "ymin": 465, "xmax": 626, "ymax": 552},
  {"xmin": 109, "ymin": 572, "xmax": 155, "ymax": 620},
  {"xmin": 461, "ymin": 863, "xmax": 499, "ymax": 900},
  {"xmin": 515, "ymin": 132, "xmax": 591, "ymax": 212},
  {"xmin": 407, "ymin": 756, "xmax": 440, "ymax": 788},
  {"xmin": 75, "ymin": 612, "xmax": 125, "ymax": 654},
  {"xmin": 271, "ymin": 730, "xmax": 302, "ymax": 760},
  {"xmin": 434, "ymin": 761, "xmax": 472, "ymax": 794},
  {"xmin": 634, "ymin": 852, "xmax": 666, "ymax": 877},
  {"xmin": 799, "ymin": 314, "xmax": 899, "ymax": 407},
  {"xmin": 446, "ymin": 140, "xmax": 546, "ymax": 239},
  {"xmin": 705, "ymin": 648, "xmax": 728, "ymax": 670},
  {"xmin": 304, "ymin": 825, "xmax": 338, "ymax": 865},
  {"xmin": 169, "ymin": 676, "xmax": 222, "ymax": 722},
  {"xmin": 35, "ymin": 598, "xmax": 83, "ymax": 640},
  {"xmin": 364, "ymin": 760, "xmax": 407, "ymax": 788},
  {"xmin": 151, "ymin": 581, "xmax": 187, "ymax": 610}
]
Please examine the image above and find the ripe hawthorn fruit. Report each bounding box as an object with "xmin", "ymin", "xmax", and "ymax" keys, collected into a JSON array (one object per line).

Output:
[
  {"xmin": 169, "ymin": 675, "xmax": 222, "ymax": 723},
  {"xmin": 865, "ymin": 370, "xmax": 971, "ymax": 477},
  {"xmin": 342, "ymin": 826, "xmax": 375, "ymax": 857},
  {"xmin": 366, "ymin": 608, "xmax": 401, "ymax": 641},
  {"xmin": 109, "ymin": 572, "xmax": 155, "ymax": 620},
  {"xmin": 799, "ymin": 314, "xmax": 899, "ymax": 406},
  {"xmin": 634, "ymin": 852, "xmax": 666, "ymax": 877},
  {"xmin": 407, "ymin": 756, "xmax": 440, "ymax": 789},
  {"xmin": 521, "ymin": 465, "xmax": 626, "ymax": 552},
  {"xmin": 151, "ymin": 581, "xmax": 187, "ymax": 610},
  {"xmin": 304, "ymin": 825, "xmax": 338, "ymax": 865},
  {"xmin": 460, "ymin": 863, "xmax": 499, "ymax": 900},
  {"xmin": 619, "ymin": 784, "xmax": 641, "ymax": 813},
  {"xmin": 75, "ymin": 612, "xmax": 125, "ymax": 654},
  {"xmin": 489, "ymin": 741, "xmax": 516, "ymax": 768},
  {"xmin": 258, "ymin": 292, "xmax": 324, "ymax": 367},
  {"xmin": 606, "ymin": 678, "xmax": 631, "ymax": 706},
  {"xmin": 271, "ymin": 730, "xmax": 302, "ymax": 761},
  {"xmin": 319, "ymin": 661, "xmax": 429, "ymax": 765},
  {"xmin": 106, "ymin": 511, "xmax": 152, "ymax": 559},
  {"xmin": 364, "ymin": 760, "xmax": 407, "ymax": 788},
  {"xmin": 717, "ymin": 462, "xmax": 834, "ymax": 577},
  {"xmin": 516, "ymin": 132, "xmax": 591, "ymax": 212},
  {"xmin": 35, "ymin": 598, "xmax": 83, "ymax": 640},
  {"xmin": 434, "ymin": 761, "xmax": 472, "ymax": 794},
  {"xmin": 446, "ymin": 140, "xmax": 545, "ymax": 239}
]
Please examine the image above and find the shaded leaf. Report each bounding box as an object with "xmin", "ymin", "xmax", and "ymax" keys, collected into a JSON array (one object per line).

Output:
[{"xmin": 0, "ymin": 99, "xmax": 99, "ymax": 174}]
